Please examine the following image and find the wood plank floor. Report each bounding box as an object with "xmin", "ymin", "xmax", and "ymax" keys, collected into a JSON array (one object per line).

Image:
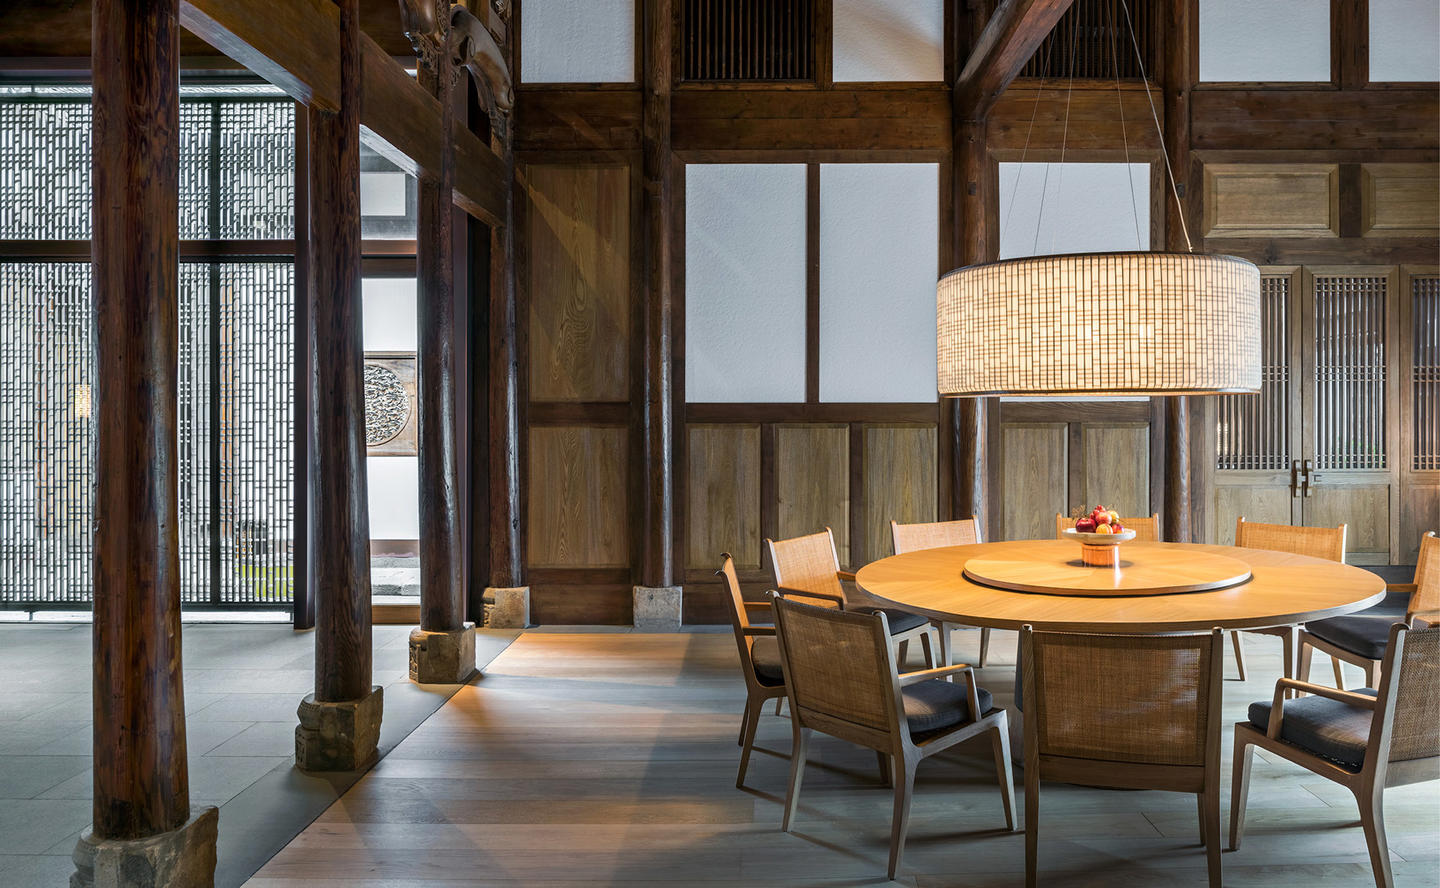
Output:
[{"xmin": 246, "ymin": 630, "xmax": 1440, "ymax": 887}]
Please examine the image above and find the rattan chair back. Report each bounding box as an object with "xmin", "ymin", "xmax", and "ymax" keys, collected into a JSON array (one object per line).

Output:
[
  {"xmin": 717, "ymin": 555, "xmax": 762, "ymax": 677},
  {"xmin": 1235, "ymin": 517, "xmax": 1346, "ymax": 563},
  {"xmin": 772, "ymin": 596, "xmax": 897, "ymax": 736},
  {"xmin": 1055, "ymin": 513, "xmax": 1162, "ymax": 541},
  {"xmin": 1023, "ymin": 628, "xmax": 1223, "ymax": 767},
  {"xmin": 1407, "ymin": 532, "xmax": 1439, "ymax": 620},
  {"xmin": 1379, "ymin": 624, "xmax": 1440, "ymax": 764},
  {"xmin": 767, "ymin": 528, "xmax": 847, "ymax": 603},
  {"xmin": 891, "ymin": 518, "xmax": 981, "ymax": 554}
]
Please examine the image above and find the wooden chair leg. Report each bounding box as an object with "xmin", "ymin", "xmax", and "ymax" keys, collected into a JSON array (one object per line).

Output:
[
  {"xmin": 887, "ymin": 756, "xmax": 916, "ymax": 881},
  {"xmin": 936, "ymin": 622, "xmax": 952, "ymax": 668},
  {"xmin": 1229, "ymin": 728, "xmax": 1254, "ymax": 851},
  {"xmin": 736, "ymin": 697, "xmax": 763, "ymax": 788},
  {"xmin": 1025, "ymin": 748, "xmax": 1039, "ymax": 888},
  {"xmin": 978, "ymin": 627, "xmax": 991, "ymax": 668},
  {"xmin": 1362, "ymin": 659, "xmax": 1379, "ymax": 690},
  {"xmin": 1196, "ymin": 793, "xmax": 1206, "ymax": 846},
  {"xmin": 1230, "ymin": 630, "xmax": 1247, "ymax": 681},
  {"xmin": 990, "ymin": 720, "xmax": 1017, "ymax": 831},
  {"xmin": 774, "ymin": 696, "xmax": 784, "ymax": 716},
  {"xmin": 781, "ymin": 726, "xmax": 810, "ymax": 832},
  {"xmin": 1357, "ymin": 785, "xmax": 1393, "ymax": 888},
  {"xmin": 737, "ymin": 697, "xmax": 752, "ymax": 747},
  {"xmin": 919, "ymin": 627, "xmax": 938, "ymax": 669},
  {"xmin": 1298, "ymin": 639, "xmax": 1314, "ymax": 696},
  {"xmin": 1203, "ymin": 782, "xmax": 1222, "ymax": 888},
  {"xmin": 897, "ymin": 639, "xmax": 910, "ymax": 668},
  {"xmin": 1281, "ymin": 627, "xmax": 1298, "ymax": 697},
  {"xmin": 876, "ymin": 750, "xmax": 892, "ymax": 787},
  {"xmin": 1332, "ymin": 652, "xmax": 1347, "ymax": 689}
]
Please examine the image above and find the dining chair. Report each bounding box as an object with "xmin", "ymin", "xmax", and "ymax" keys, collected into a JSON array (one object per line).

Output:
[
  {"xmin": 771, "ymin": 595, "xmax": 1016, "ymax": 881},
  {"xmin": 1234, "ymin": 516, "xmax": 1347, "ymax": 687},
  {"xmin": 766, "ymin": 528, "xmax": 938, "ymax": 669},
  {"xmin": 1020, "ymin": 625, "xmax": 1225, "ymax": 888},
  {"xmin": 1299, "ymin": 532, "xmax": 1438, "ymax": 691},
  {"xmin": 1231, "ymin": 622, "xmax": 1439, "ymax": 888},
  {"xmin": 1054, "ymin": 511, "xmax": 1161, "ymax": 541},
  {"xmin": 717, "ymin": 554, "xmax": 789, "ymax": 788},
  {"xmin": 891, "ymin": 518, "xmax": 991, "ymax": 667}
]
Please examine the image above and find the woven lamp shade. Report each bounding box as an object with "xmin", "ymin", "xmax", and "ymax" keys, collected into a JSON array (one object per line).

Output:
[{"xmin": 936, "ymin": 251, "xmax": 1262, "ymax": 397}]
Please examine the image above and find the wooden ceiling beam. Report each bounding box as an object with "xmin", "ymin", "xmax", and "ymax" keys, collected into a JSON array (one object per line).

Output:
[
  {"xmin": 953, "ymin": 0, "xmax": 1076, "ymax": 119},
  {"xmin": 180, "ymin": 0, "xmax": 506, "ymax": 225}
]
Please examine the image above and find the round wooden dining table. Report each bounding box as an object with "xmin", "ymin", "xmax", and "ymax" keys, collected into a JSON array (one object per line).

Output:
[{"xmin": 854, "ymin": 540, "xmax": 1387, "ymax": 634}]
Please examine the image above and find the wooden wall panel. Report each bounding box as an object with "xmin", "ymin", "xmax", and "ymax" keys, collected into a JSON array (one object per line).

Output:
[
  {"xmin": 686, "ymin": 424, "xmax": 762, "ymax": 570},
  {"xmin": 527, "ymin": 426, "xmax": 630, "ymax": 568},
  {"xmin": 1215, "ymin": 485, "xmax": 1297, "ymax": 546},
  {"xmin": 1082, "ymin": 424, "xmax": 1150, "ymax": 520},
  {"xmin": 1202, "ymin": 164, "xmax": 1339, "ymax": 239},
  {"xmin": 1308, "ymin": 485, "xmax": 1391, "ymax": 563},
  {"xmin": 1001, "ymin": 423, "xmax": 1068, "ymax": 541},
  {"xmin": 1400, "ymin": 484, "xmax": 1440, "ymax": 564},
  {"xmin": 525, "ymin": 164, "xmax": 631, "ymax": 402},
  {"xmin": 775, "ymin": 424, "xmax": 850, "ymax": 566},
  {"xmin": 1362, "ymin": 165, "xmax": 1440, "ymax": 238},
  {"xmin": 863, "ymin": 425, "xmax": 937, "ymax": 561}
]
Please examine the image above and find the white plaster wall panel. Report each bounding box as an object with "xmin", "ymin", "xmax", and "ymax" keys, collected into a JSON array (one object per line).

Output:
[
  {"xmin": 362, "ymin": 277, "xmax": 417, "ymax": 352},
  {"xmin": 998, "ymin": 162, "xmax": 1151, "ymax": 259},
  {"xmin": 684, "ymin": 164, "xmax": 808, "ymax": 402},
  {"xmin": 1199, "ymin": 0, "xmax": 1330, "ymax": 82},
  {"xmin": 367, "ymin": 456, "xmax": 419, "ymax": 539},
  {"xmin": 520, "ymin": 0, "xmax": 637, "ymax": 84},
  {"xmin": 833, "ymin": 0, "xmax": 945, "ymax": 82},
  {"xmin": 1370, "ymin": 0, "xmax": 1440, "ymax": 81},
  {"xmin": 818, "ymin": 163, "xmax": 939, "ymax": 403}
]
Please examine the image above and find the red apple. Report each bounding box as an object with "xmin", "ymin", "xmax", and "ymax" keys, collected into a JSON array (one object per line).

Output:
[
  {"xmin": 1111, "ymin": 521, "xmax": 1124, "ymax": 534},
  {"xmin": 1075, "ymin": 516, "xmax": 1097, "ymax": 533},
  {"xmin": 1095, "ymin": 510, "xmax": 1113, "ymax": 525}
]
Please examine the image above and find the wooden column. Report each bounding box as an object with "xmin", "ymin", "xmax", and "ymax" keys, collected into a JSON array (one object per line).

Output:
[
  {"xmin": 949, "ymin": 116, "xmax": 992, "ymax": 535},
  {"xmin": 308, "ymin": 0, "xmax": 372, "ymax": 704},
  {"xmin": 488, "ymin": 114, "xmax": 523, "ymax": 590},
  {"xmin": 413, "ymin": 21, "xmax": 465, "ymax": 635},
  {"xmin": 640, "ymin": 0, "xmax": 675, "ymax": 589},
  {"xmin": 90, "ymin": 0, "xmax": 196, "ymax": 843},
  {"xmin": 1162, "ymin": 0, "xmax": 1195, "ymax": 542}
]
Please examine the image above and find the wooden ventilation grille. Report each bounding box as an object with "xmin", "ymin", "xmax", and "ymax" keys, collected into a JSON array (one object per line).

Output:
[
  {"xmin": 1020, "ymin": 0, "xmax": 1156, "ymax": 79},
  {"xmin": 1314, "ymin": 275, "xmax": 1388, "ymax": 471},
  {"xmin": 1218, "ymin": 276, "xmax": 1290, "ymax": 471},
  {"xmin": 1415, "ymin": 276, "xmax": 1440, "ymax": 471},
  {"xmin": 681, "ymin": 0, "xmax": 814, "ymax": 82}
]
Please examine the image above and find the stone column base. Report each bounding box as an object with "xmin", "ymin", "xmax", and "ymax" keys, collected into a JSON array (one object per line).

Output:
[
  {"xmin": 71, "ymin": 805, "xmax": 218, "ymax": 888},
  {"xmin": 634, "ymin": 585, "xmax": 683, "ymax": 632},
  {"xmin": 295, "ymin": 685, "xmax": 383, "ymax": 772},
  {"xmin": 485, "ymin": 586, "xmax": 530, "ymax": 628},
  {"xmin": 409, "ymin": 623, "xmax": 477, "ymax": 683}
]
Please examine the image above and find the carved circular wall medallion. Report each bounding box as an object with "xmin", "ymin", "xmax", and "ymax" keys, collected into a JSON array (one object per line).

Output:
[{"xmin": 364, "ymin": 363, "xmax": 410, "ymax": 446}]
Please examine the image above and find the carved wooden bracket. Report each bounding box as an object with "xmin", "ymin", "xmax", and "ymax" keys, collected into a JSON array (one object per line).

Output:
[{"xmin": 449, "ymin": 2, "xmax": 514, "ymax": 127}]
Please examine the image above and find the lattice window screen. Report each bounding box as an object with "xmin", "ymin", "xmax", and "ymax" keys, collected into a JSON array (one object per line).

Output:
[
  {"xmin": 0, "ymin": 262, "xmax": 93, "ymax": 606},
  {"xmin": 1022, "ymin": 0, "xmax": 1156, "ymax": 79},
  {"xmin": 1415, "ymin": 276, "xmax": 1439, "ymax": 471},
  {"xmin": 1217, "ymin": 275, "xmax": 1290, "ymax": 470},
  {"xmin": 1314, "ymin": 275, "xmax": 1388, "ymax": 471},
  {"xmin": 682, "ymin": 0, "xmax": 814, "ymax": 81},
  {"xmin": 0, "ymin": 102, "xmax": 91, "ymax": 239},
  {"xmin": 220, "ymin": 102, "xmax": 295, "ymax": 239},
  {"xmin": 179, "ymin": 262, "xmax": 214, "ymax": 604}
]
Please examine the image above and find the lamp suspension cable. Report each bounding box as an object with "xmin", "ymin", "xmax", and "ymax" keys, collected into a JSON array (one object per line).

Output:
[
  {"xmin": 1119, "ymin": 0, "xmax": 1192, "ymax": 251},
  {"xmin": 1001, "ymin": 33, "xmax": 1057, "ymax": 247},
  {"xmin": 1107, "ymin": 0, "xmax": 1144, "ymax": 250},
  {"xmin": 1035, "ymin": 11, "xmax": 1081, "ymax": 255}
]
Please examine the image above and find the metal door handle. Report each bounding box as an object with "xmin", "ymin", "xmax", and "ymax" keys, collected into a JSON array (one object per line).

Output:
[
  {"xmin": 1291, "ymin": 459, "xmax": 1301, "ymax": 498},
  {"xmin": 1301, "ymin": 459, "xmax": 1315, "ymax": 497}
]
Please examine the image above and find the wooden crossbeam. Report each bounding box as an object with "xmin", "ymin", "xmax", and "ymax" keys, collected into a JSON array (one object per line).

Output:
[
  {"xmin": 180, "ymin": 0, "xmax": 506, "ymax": 226},
  {"xmin": 953, "ymin": 0, "xmax": 1076, "ymax": 118}
]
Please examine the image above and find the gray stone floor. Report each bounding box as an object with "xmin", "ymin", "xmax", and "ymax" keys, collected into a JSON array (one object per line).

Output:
[{"xmin": 0, "ymin": 623, "xmax": 518, "ymax": 888}]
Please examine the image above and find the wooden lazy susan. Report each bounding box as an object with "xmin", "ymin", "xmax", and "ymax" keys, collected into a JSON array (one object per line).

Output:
[{"xmin": 962, "ymin": 542, "xmax": 1253, "ymax": 597}]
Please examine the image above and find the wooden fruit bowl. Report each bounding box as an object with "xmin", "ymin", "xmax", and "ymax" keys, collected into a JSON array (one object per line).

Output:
[{"xmin": 1062, "ymin": 527, "xmax": 1137, "ymax": 567}]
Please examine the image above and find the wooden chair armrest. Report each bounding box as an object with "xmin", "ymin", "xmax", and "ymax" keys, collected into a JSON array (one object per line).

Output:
[
  {"xmin": 1267, "ymin": 679, "xmax": 1377, "ymax": 739},
  {"xmin": 836, "ymin": 569, "xmax": 858, "ymax": 583},
  {"xmin": 775, "ymin": 587, "xmax": 847, "ymax": 609},
  {"xmin": 1387, "ymin": 582, "xmax": 1418, "ymax": 596},
  {"xmin": 740, "ymin": 600, "xmax": 773, "ymax": 611},
  {"xmin": 740, "ymin": 626, "xmax": 775, "ymax": 637},
  {"xmin": 1409, "ymin": 609, "xmax": 1438, "ymax": 629},
  {"xmin": 898, "ymin": 663, "xmax": 973, "ymax": 686}
]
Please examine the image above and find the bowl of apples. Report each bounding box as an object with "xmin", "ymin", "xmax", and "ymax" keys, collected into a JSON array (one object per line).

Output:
[{"xmin": 1063, "ymin": 505, "xmax": 1136, "ymax": 567}]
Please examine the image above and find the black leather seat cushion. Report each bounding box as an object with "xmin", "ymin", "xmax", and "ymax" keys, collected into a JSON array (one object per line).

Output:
[
  {"xmin": 1248, "ymin": 688, "xmax": 1376, "ymax": 771},
  {"xmin": 867, "ymin": 607, "xmax": 928, "ymax": 635},
  {"xmin": 1305, "ymin": 589, "xmax": 1411, "ymax": 660},
  {"xmin": 749, "ymin": 635, "xmax": 785, "ymax": 686},
  {"xmin": 903, "ymin": 678, "xmax": 992, "ymax": 734}
]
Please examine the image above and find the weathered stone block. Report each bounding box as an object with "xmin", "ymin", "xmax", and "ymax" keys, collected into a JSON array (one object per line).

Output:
[
  {"xmin": 633, "ymin": 585, "xmax": 683, "ymax": 632},
  {"xmin": 408, "ymin": 624, "xmax": 477, "ymax": 683},
  {"xmin": 71, "ymin": 805, "xmax": 218, "ymax": 888},
  {"xmin": 294, "ymin": 685, "xmax": 383, "ymax": 772},
  {"xmin": 486, "ymin": 586, "xmax": 530, "ymax": 628}
]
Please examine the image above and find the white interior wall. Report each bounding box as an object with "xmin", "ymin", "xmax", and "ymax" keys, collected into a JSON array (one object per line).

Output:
[
  {"xmin": 362, "ymin": 277, "xmax": 419, "ymax": 540},
  {"xmin": 818, "ymin": 163, "xmax": 939, "ymax": 402},
  {"xmin": 1199, "ymin": 0, "xmax": 1330, "ymax": 81},
  {"xmin": 1370, "ymin": 0, "xmax": 1440, "ymax": 81},
  {"xmin": 684, "ymin": 163, "xmax": 808, "ymax": 402},
  {"xmin": 832, "ymin": 0, "xmax": 945, "ymax": 82},
  {"xmin": 520, "ymin": 0, "xmax": 637, "ymax": 84},
  {"xmin": 998, "ymin": 162, "xmax": 1150, "ymax": 259}
]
